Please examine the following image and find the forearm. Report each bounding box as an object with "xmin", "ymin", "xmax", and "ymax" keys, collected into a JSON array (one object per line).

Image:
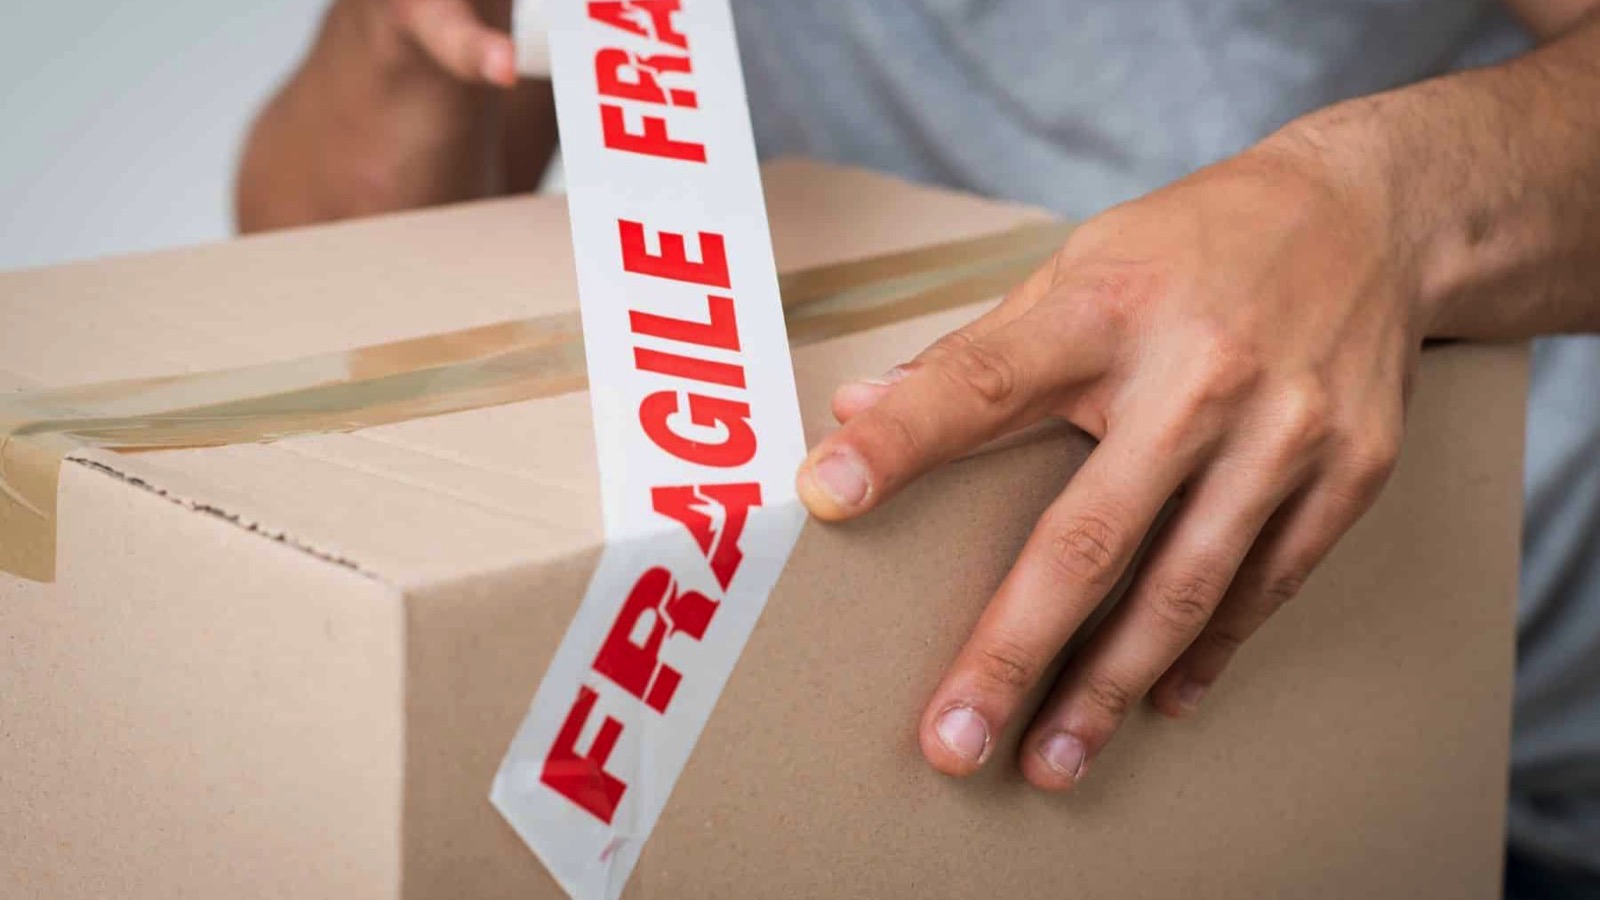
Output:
[
  {"xmin": 1271, "ymin": 10, "xmax": 1600, "ymax": 338},
  {"xmin": 236, "ymin": 2, "xmax": 554, "ymax": 233}
]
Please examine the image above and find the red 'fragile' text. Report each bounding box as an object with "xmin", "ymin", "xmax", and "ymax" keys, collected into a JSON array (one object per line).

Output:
[
  {"xmin": 540, "ymin": 213, "xmax": 768, "ymax": 825},
  {"xmin": 591, "ymin": 1, "xmax": 706, "ymax": 162}
]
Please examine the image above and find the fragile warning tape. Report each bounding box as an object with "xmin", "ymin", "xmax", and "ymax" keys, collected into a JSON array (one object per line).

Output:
[{"xmin": 488, "ymin": 2, "xmax": 808, "ymax": 897}]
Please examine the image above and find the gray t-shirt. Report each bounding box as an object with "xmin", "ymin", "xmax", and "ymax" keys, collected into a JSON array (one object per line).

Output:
[{"xmin": 732, "ymin": 0, "xmax": 1600, "ymax": 873}]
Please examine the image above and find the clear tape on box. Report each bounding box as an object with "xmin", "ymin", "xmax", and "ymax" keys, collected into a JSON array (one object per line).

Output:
[{"xmin": 0, "ymin": 222, "xmax": 1064, "ymax": 583}]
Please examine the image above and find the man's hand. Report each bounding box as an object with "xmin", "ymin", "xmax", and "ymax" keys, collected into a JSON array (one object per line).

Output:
[
  {"xmin": 237, "ymin": 0, "xmax": 557, "ymax": 232},
  {"xmin": 797, "ymin": 142, "xmax": 1419, "ymax": 789},
  {"xmin": 800, "ymin": 0, "xmax": 1600, "ymax": 789}
]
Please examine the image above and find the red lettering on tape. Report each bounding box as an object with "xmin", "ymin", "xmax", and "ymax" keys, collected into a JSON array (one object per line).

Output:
[
  {"xmin": 601, "ymin": 104, "xmax": 707, "ymax": 162},
  {"xmin": 495, "ymin": 2, "xmax": 806, "ymax": 887},
  {"xmin": 596, "ymin": 49, "xmax": 694, "ymax": 106},
  {"xmin": 639, "ymin": 391, "xmax": 756, "ymax": 468},
  {"xmin": 630, "ymin": 294, "xmax": 741, "ymax": 351},
  {"xmin": 593, "ymin": 567, "xmax": 717, "ymax": 713},
  {"xmin": 587, "ymin": 0, "xmax": 688, "ymax": 50},
  {"xmin": 540, "ymin": 686, "xmax": 629, "ymax": 825},
  {"xmin": 652, "ymin": 483, "xmax": 762, "ymax": 590},
  {"xmin": 619, "ymin": 221, "xmax": 729, "ymax": 287},
  {"xmin": 634, "ymin": 348, "xmax": 746, "ymax": 388}
]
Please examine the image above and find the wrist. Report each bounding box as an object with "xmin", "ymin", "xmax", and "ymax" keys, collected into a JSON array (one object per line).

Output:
[
  {"xmin": 1260, "ymin": 92, "xmax": 1465, "ymax": 336},
  {"xmin": 1255, "ymin": 96, "xmax": 1443, "ymax": 333}
]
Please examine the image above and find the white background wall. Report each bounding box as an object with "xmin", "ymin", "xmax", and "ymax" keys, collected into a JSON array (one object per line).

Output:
[{"xmin": 1, "ymin": 1, "xmax": 328, "ymax": 271}]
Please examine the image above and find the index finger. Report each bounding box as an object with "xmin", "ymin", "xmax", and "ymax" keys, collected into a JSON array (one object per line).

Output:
[{"xmin": 796, "ymin": 305, "xmax": 1110, "ymax": 521}]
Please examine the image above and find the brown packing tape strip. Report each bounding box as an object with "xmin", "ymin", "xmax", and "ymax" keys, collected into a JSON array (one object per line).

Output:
[{"xmin": 0, "ymin": 221, "xmax": 1070, "ymax": 582}]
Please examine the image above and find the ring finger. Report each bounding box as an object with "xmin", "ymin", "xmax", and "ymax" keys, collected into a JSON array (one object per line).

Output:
[{"xmin": 1018, "ymin": 445, "xmax": 1309, "ymax": 790}]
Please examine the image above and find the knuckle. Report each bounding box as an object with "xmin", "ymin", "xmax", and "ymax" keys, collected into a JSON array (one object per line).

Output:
[
  {"xmin": 1353, "ymin": 431, "xmax": 1402, "ymax": 483},
  {"xmin": 1148, "ymin": 568, "xmax": 1225, "ymax": 632},
  {"xmin": 1079, "ymin": 670, "xmax": 1137, "ymax": 720},
  {"xmin": 1333, "ymin": 428, "xmax": 1401, "ymax": 501},
  {"xmin": 1066, "ymin": 263, "xmax": 1160, "ymax": 332},
  {"xmin": 1042, "ymin": 511, "xmax": 1124, "ymax": 590},
  {"xmin": 973, "ymin": 637, "xmax": 1043, "ymax": 693},
  {"xmin": 862, "ymin": 407, "xmax": 924, "ymax": 465},
  {"xmin": 1147, "ymin": 402, "xmax": 1206, "ymax": 459},
  {"xmin": 1159, "ymin": 339, "xmax": 1263, "ymax": 450},
  {"xmin": 1189, "ymin": 329, "xmax": 1262, "ymax": 403},
  {"xmin": 1202, "ymin": 625, "xmax": 1247, "ymax": 655},
  {"xmin": 925, "ymin": 332, "xmax": 1019, "ymax": 407},
  {"xmin": 1273, "ymin": 381, "xmax": 1334, "ymax": 457},
  {"xmin": 1087, "ymin": 271, "xmax": 1139, "ymax": 310},
  {"xmin": 1261, "ymin": 569, "xmax": 1308, "ymax": 612}
]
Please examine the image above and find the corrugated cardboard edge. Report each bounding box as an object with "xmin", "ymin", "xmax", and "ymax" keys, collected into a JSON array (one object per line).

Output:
[
  {"xmin": 50, "ymin": 339, "xmax": 1522, "ymax": 601},
  {"xmin": 55, "ymin": 411, "xmax": 1079, "ymax": 601},
  {"xmin": 67, "ymin": 450, "xmax": 391, "ymax": 585}
]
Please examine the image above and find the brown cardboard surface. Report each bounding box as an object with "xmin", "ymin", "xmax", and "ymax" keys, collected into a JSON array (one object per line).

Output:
[
  {"xmin": 1, "ymin": 457, "xmax": 405, "ymax": 899},
  {"xmin": 1, "ymin": 161, "xmax": 1524, "ymax": 899}
]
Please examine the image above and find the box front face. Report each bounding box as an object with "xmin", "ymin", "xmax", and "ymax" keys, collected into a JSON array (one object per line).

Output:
[{"xmin": 1, "ymin": 462, "xmax": 407, "ymax": 900}]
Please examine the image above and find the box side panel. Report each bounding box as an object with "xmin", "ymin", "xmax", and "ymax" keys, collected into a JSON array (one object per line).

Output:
[
  {"xmin": 401, "ymin": 549, "xmax": 605, "ymax": 900},
  {"xmin": 640, "ymin": 340, "xmax": 1524, "ymax": 900},
  {"xmin": 0, "ymin": 460, "xmax": 406, "ymax": 900}
]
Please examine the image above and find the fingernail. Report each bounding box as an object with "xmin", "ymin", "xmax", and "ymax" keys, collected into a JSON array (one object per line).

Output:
[
  {"xmin": 831, "ymin": 381, "xmax": 891, "ymax": 417},
  {"xmin": 1038, "ymin": 732, "xmax": 1087, "ymax": 779},
  {"xmin": 935, "ymin": 706, "xmax": 990, "ymax": 763},
  {"xmin": 1176, "ymin": 680, "xmax": 1208, "ymax": 713},
  {"xmin": 834, "ymin": 367, "xmax": 908, "ymax": 416},
  {"xmin": 861, "ymin": 366, "xmax": 910, "ymax": 387},
  {"xmin": 810, "ymin": 449, "xmax": 871, "ymax": 508}
]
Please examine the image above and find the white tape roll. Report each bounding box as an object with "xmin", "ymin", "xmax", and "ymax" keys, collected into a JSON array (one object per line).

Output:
[
  {"xmin": 513, "ymin": 0, "xmax": 553, "ymax": 77},
  {"xmin": 491, "ymin": 3, "xmax": 806, "ymax": 900}
]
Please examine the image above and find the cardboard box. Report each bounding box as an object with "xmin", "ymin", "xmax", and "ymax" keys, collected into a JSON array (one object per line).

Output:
[{"xmin": 1, "ymin": 161, "xmax": 1524, "ymax": 899}]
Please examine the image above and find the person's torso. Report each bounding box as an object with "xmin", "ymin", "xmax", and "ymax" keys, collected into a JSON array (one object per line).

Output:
[{"xmin": 734, "ymin": 0, "xmax": 1522, "ymax": 216}]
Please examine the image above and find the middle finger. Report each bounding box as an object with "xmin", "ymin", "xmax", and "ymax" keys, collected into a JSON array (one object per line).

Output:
[
  {"xmin": 916, "ymin": 404, "xmax": 1208, "ymax": 776},
  {"xmin": 1018, "ymin": 445, "xmax": 1308, "ymax": 790}
]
